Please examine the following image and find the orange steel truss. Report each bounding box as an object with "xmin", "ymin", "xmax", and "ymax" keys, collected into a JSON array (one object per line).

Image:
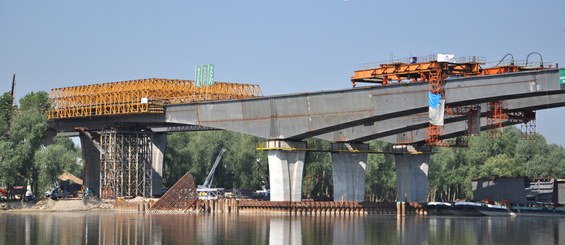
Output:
[
  {"xmin": 47, "ymin": 79, "xmax": 263, "ymax": 119},
  {"xmin": 481, "ymin": 65, "xmax": 546, "ymax": 76},
  {"xmin": 486, "ymin": 101, "xmax": 507, "ymax": 138},
  {"xmin": 351, "ymin": 59, "xmax": 482, "ymax": 87}
]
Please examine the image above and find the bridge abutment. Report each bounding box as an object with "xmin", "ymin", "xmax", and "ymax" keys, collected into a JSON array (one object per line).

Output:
[
  {"xmin": 151, "ymin": 133, "xmax": 166, "ymax": 197},
  {"xmin": 267, "ymin": 140, "xmax": 306, "ymax": 202},
  {"xmin": 394, "ymin": 150, "xmax": 430, "ymax": 202},
  {"xmin": 330, "ymin": 142, "xmax": 368, "ymax": 202}
]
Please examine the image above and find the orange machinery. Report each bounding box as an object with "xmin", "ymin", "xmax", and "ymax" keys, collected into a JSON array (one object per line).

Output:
[{"xmin": 351, "ymin": 54, "xmax": 547, "ymax": 146}]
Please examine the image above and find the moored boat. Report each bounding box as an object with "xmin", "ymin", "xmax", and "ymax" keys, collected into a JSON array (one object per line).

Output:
[
  {"xmin": 453, "ymin": 202, "xmax": 512, "ymax": 216},
  {"xmin": 511, "ymin": 206, "xmax": 565, "ymax": 217},
  {"xmin": 453, "ymin": 202, "xmax": 484, "ymax": 216},
  {"xmin": 426, "ymin": 202, "xmax": 455, "ymax": 215},
  {"xmin": 476, "ymin": 204, "xmax": 511, "ymax": 216}
]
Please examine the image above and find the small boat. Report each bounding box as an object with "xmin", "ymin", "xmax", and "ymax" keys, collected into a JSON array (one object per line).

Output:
[
  {"xmin": 511, "ymin": 206, "xmax": 565, "ymax": 217},
  {"xmin": 476, "ymin": 204, "xmax": 511, "ymax": 216},
  {"xmin": 426, "ymin": 202, "xmax": 455, "ymax": 215},
  {"xmin": 453, "ymin": 201, "xmax": 512, "ymax": 216},
  {"xmin": 453, "ymin": 202, "xmax": 485, "ymax": 216}
]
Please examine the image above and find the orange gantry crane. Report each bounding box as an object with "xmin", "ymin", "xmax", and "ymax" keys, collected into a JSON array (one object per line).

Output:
[{"xmin": 351, "ymin": 53, "xmax": 548, "ymax": 146}]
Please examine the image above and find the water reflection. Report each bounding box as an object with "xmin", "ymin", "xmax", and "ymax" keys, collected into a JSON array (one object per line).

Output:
[{"xmin": 0, "ymin": 212, "xmax": 563, "ymax": 244}]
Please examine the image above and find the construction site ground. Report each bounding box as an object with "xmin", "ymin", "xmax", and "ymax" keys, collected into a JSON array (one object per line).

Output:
[{"xmin": 0, "ymin": 197, "xmax": 115, "ymax": 212}]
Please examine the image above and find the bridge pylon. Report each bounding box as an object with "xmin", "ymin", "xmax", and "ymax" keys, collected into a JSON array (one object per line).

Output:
[
  {"xmin": 265, "ymin": 140, "xmax": 307, "ymax": 202},
  {"xmin": 393, "ymin": 145, "xmax": 433, "ymax": 202},
  {"xmin": 330, "ymin": 142, "xmax": 368, "ymax": 202}
]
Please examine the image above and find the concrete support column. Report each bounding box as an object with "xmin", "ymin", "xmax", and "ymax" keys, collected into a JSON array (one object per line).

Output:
[
  {"xmin": 79, "ymin": 132, "xmax": 101, "ymax": 196},
  {"xmin": 267, "ymin": 140, "xmax": 306, "ymax": 202},
  {"xmin": 151, "ymin": 133, "xmax": 167, "ymax": 197},
  {"xmin": 394, "ymin": 153, "xmax": 430, "ymax": 202},
  {"xmin": 331, "ymin": 142, "xmax": 368, "ymax": 202}
]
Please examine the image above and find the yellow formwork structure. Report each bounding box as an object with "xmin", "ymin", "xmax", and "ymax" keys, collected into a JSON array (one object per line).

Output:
[{"xmin": 47, "ymin": 78, "xmax": 263, "ymax": 119}]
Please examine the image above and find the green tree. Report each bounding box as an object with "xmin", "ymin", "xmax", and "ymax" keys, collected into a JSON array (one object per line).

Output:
[
  {"xmin": 18, "ymin": 91, "xmax": 50, "ymax": 111},
  {"xmin": 34, "ymin": 137, "xmax": 83, "ymax": 193},
  {"xmin": 163, "ymin": 132, "xmax": 193, "ymax": 187},
  {"xmin": 0, "ymin": 92, "xmax": 50, "ymax": 197},
  {"xmin": 0, "ymin": 92, "xmax": 14, "ymax": 138},
  {"xmin": 478, "ymin": 154, "xmax": 522, "ymax": 178},
  {"xmin": 164, "ymin": 131, "xmax": 267, "ymax": 191},
  {"xmin": 365, "ymin": 140, "xmax": 396, "ymax": 201},
  {"xmin": 303, "ymin": 138, "xmax": 332, "ymax": 200}
]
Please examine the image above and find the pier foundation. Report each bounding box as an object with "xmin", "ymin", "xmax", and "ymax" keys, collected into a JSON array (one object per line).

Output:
[
  {"xmin": 79, "ymin": 132, "xmax": 101, "ymax": 196},
  {"xmin": 395, "ymin": 153, "xmax": 430, "ymax": 202},
  {"xmin": 151, "ymin": 133, "xmax": 166, "ymax": 197},
  {"xmin": 331, "ymin": 142, "xmax": 368, "ymax": 202},
  {"xmin": 267, "ymin": 140, "xmax": 306, "ymax": 202}
]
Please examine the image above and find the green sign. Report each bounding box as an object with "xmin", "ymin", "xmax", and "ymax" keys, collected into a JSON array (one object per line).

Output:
[
  {"xmin": 195, "ymin": 66, "xmax": 202, "ymax": 87},
  {"xmin": 560, "ymin": 69, "xmax": 565, "ymax": 85},
  {"xmin": 195, "ymin": 64, "xmax": 215, "ymax": 87},
  {"xmin": 208, "ymin": 65, "xmax": 215, "ymax": 85}
]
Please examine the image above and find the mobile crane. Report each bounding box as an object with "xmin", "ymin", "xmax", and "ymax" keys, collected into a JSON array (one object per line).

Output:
[{"xmin": 197, "ymin": 148, "xmax": 227, "ymax": 200}]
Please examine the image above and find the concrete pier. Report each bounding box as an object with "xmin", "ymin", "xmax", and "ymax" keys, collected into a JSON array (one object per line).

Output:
[
  {"xmin": 151, "ymin": 133, "xmax": 167, "ymax": 197},
  {"xmin": 331, "ymin": 143, "xmax": 368, "ymax": 202},
  {"xmin": 267, "ymin": 140, "xmax": 306, "ymax": 202},
  {"xmin": 79, "ymin": 132, "xmax": 101, "ymax": 196},
  {"xmin": 394, "ymin": 153, "xmax": 430, "ymax": 202}
]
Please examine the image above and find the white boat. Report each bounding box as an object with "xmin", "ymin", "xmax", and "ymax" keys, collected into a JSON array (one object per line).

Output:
[{"xmin": 476, "ymin": 204, "xmax": 512, "ymax": 216}]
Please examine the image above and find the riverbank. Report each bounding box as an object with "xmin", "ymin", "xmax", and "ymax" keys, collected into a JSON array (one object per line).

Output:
[{"xmin": 0, "ymin": 197, "xmax": 114, "ymax": 212}]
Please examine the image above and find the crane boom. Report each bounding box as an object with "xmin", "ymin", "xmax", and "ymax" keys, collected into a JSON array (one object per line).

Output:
[
  {"xmin": 10, "ymin": 74, "xmax": 16, "ymax": 97},
  {"xmin": 199, "ymin": 148, "xmax": 226, "ymax": 188}
]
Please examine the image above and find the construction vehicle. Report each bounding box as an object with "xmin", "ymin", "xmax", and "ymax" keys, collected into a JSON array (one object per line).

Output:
[
  {"xmin": 49, "ymin": 172, "xmax": 83, "ymax": 199},
  {"xmin": 197, "ymin": 148, "xmax": 227, "ymax": 200}
]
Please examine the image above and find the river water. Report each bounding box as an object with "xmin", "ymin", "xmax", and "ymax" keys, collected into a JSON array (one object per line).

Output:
[{"xmin": 0, "ymin": 212, "xmax": 563, "ymax": 245}]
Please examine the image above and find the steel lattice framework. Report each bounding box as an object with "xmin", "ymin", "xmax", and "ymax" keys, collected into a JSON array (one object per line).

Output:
[
  {"xmin": 100, "ymin": 130, "xmax": 152, "ymax": 198},
  {"xmin": 47, "ymin": 78, "xmax": 263, "ymax": 119},
  {"xmin": 149, "ymin": 172, "xmax": 197, "ymax": 212}
]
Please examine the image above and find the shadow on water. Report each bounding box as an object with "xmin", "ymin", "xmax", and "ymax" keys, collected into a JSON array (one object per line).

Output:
[{"xmin": 0, "ymin": 212, "xmax": 563, "ymax": 244}]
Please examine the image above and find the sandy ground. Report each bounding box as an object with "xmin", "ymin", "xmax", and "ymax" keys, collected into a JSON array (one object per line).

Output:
[{"xmin": 0, "ymin": 197, "xmax": 115, "ymax": 212}]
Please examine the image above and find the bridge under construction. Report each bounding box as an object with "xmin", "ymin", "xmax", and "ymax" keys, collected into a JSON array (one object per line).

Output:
[
  {"xmin": 49, "ymin": 79, "xmax": 263, "ymax": 198},
  {"xmin": 47, "ymin": 54, "xmax": 565, "ymax": 203}
]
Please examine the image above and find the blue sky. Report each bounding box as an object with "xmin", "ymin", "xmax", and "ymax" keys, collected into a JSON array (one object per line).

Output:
[{"xmin": 1, "ymin": 1, "xmax": 564, "ymax": 145}]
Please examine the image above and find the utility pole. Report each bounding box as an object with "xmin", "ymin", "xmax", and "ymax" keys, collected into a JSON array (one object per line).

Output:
[{"xmin": 10, "ymin": 74, "xmax": 16, "ymax": 97}]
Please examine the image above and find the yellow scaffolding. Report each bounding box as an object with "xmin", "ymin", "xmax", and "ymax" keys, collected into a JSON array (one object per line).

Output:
[{"xmin": 47, "ymin": 78, "xmax": 263, "ymax": 119}]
